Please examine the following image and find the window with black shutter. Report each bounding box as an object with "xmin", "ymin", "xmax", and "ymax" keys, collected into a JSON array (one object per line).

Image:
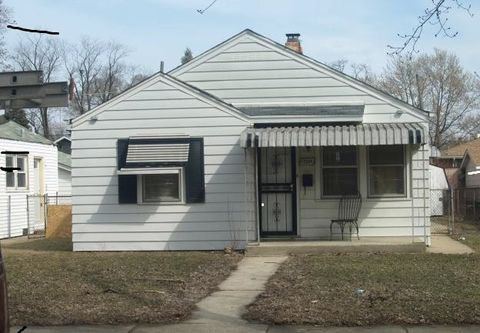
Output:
[{"xmin": 116, "ymin": 136, "xmax": 204, "ymax": 204}]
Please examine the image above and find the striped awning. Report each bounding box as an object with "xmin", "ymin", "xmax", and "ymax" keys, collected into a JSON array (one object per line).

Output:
[
  {"xmin": 240, "ymin": 123, "xmax": 426, "ymax": 148},
  {"xmin": 126, "ymin": 141, "xmax": 190, "ymax": 164}
]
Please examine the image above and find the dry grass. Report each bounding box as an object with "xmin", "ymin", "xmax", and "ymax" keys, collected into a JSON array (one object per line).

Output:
[
  {"xmin": 245, "ymin": 252, "xmax": 480, "ymax": 326},
  {"xmin": 461, "ymin": 234, "xmax": 480, "ymax": 252},
  {"xmin": 2, "ymin": 238, "xmax": 242, "ymax": 326}
]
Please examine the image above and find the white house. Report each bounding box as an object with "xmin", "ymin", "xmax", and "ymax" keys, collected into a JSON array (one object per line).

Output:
[
  {"xmin": 70, "ymin": 30, "xmax": 430, "ymax": 251},
  {"xmin": 429, "ymin": 164, "xmax": 449, "ymax": 216},
  {"xmin": 0, "ymin": 116, "xmax": 58, "ymax": 238},
  {"xmin": 57, "ymin": 151, "xmax": 71, "ymax": 199}
]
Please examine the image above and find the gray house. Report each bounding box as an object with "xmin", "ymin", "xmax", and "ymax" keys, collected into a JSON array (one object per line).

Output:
[{"xmin": 71, "ymin": 30, "xmax": 430, "ymax": 251}]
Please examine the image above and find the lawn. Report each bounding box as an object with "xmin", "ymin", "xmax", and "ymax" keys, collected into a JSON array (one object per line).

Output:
[
  {"xmin": 245, "ymin": 251, "xmax": 480, "ymax": 326},
  {"xmin": 461, "ymin": 234, "xmax": 480, "ymax": 252},
  {"xmin": 2, "ymin": 238, "xmax": 241, "ymax": 326}
]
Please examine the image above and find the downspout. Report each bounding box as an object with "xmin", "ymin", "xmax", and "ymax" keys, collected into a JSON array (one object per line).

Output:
[
  {"xmin": 7, "ymin": 195, "xmax": 11, "ymax": 238},
  {"xmin": 411, "ymin": 145, "xmax": 415, "ymax": 243},
  {"xmin": 243, "ymin": 148, "xmax": 249, "ymax": 247}
]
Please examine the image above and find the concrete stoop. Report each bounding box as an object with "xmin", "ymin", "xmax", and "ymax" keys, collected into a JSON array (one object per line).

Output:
[{"xmin": 246, "ymin": 241, "xmax": 426, "ymax": 256}]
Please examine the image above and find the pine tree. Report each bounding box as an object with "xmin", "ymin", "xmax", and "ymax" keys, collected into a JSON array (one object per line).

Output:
[{"xmin": 181, "ymin": 48, "xmax": 193, "ymax": 64}]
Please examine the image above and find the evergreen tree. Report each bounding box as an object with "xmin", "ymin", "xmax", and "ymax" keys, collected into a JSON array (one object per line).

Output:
[{"xmin": 181, "ymin": 48, "xmax": 193, "ymax": 64}]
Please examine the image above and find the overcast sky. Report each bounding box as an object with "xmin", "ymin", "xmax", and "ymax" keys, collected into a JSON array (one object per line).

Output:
[{"xmin": 5, "ymin": 0, "xmax": 480, "ymax": 76}]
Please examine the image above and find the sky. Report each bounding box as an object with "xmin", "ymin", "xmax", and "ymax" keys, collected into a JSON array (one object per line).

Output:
[{"xmin": 4, "ymin": 0, "xmax": 480, "ymax": 76}]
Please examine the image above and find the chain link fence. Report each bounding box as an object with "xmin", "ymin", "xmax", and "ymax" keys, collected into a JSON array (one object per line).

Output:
[
  {"xmin": 450, "ymin": 188, "xmax": 480, "ymax": 237},
  {"xmin": 430, "ymin": 187, "xmax": 480, "ymax": 237},
  {"xmin": 430, "ymin": 189, "xmax": 452, "ymax": 234}
]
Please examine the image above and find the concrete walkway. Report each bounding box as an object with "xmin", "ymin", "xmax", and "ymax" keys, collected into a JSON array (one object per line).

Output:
[
  {"xmin": 12, "ymin": 256, "xmax": 287, "ymax": 333},
  {"xmin": 10, "ymin": 243, "xmax": 479, "ymax": 333},
  {"xmin": 427, "ymin": 235, "xmax": 474, "ymax": 254}
]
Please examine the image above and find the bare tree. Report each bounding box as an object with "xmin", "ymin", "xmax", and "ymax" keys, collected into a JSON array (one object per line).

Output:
[
  {"xmin": 329, "ymin": 59, "xmax": 348, "ymax": 72},
  {"xmin": 328, "ymin": 59, "xmax": 376, "ymax": 84},
  {"xmin": 10, "ymin": 35, "xmax": 63, "ymax": 138},
  {"xmin": 0, "ymin": 0, "xmax": 13, "ymax": 68},
  {"xmin": 92, "ymin": 41, "xmax": 130, "ymax": 105},
  {"xmin": 389, "ymin": 0, "xmax": 474, "ymax": 55},
  {"xmin": 379, "ymin": 49, "xmax": 480, "ymax": 148},
  {"xmin": 350, "ymin": 63, "xmax": 375, "ymax": 84},
  {"xmin": 64, "ymin": 37, "xmax": 104, "ymax": 115},
  {"xmin": 65, "ymin": 38, "xmax": 136, "ymax": 115}
]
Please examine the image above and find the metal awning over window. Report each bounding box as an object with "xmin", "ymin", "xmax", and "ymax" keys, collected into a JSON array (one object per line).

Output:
[
  {"xmin": 118, "ymin": 136, "xmax": 191, "ymax": 171},
  {"xmin": 126, "ymin": 142, "xmax": 190, "ymax": 164},
  {"xmin": 240, "ymin": 123, "xmax": 426, "ymax": 148}
]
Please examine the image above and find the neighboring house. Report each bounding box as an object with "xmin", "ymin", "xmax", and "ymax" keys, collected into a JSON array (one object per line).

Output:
[
  {"xmin": 459, "ymin": 149, "xmax": 480, "ymax": 188},
  {"xmin": 0, "ymin": 116, "xmax": 58, "ymax": 238},
  {"xmin": 436, "ymin": 138, "xmax": 480, "ymax": 189},
  {"xmin": 55, "ymin": 135, "xmax": 72, "ymax": 201},
  {"xmin": 57, "ymin": 151, "xmax": 72, "ymax": 199},
  {"xmin": 429, "ymin": 164, "xmax": 449, "ymax": 216},
  {"xmin": 70, "ymin": 30, "xmax": 431, "ymax": 251},
  {"xmin": 54, "ymin": 136, "xmax": 71, "ymax": 155}
]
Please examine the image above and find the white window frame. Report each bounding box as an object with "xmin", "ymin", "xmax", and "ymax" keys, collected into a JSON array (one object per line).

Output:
[
  {"xmin": 367, "ymin": 145, "xmax": 407, "ymax": 198},
  {"xmin": 320, "ymin": 146, "xmax": 359, "ymax": 198},
  {"xmin": 5, "ymin": 154, "xmax": 28, "ymax": 191},
  {"xmin": 136, "ymin": 167, "xmax": 186, "ymax": 204}
]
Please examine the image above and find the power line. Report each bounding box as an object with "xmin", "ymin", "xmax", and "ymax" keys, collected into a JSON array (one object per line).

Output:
[{"xmin": 197, "ymin": 0, "xmax": 219, "ymax": 14}]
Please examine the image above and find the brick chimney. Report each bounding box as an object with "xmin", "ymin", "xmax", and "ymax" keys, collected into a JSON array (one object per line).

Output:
[{"xmin": 285, "ymin": 33, "xmax": 302, "ymax": 54}]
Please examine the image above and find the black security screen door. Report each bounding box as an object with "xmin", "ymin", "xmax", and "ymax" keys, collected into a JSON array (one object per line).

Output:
[{"xmin": 258, "ymin": 147, "xmax": 297, "ymax": 236}]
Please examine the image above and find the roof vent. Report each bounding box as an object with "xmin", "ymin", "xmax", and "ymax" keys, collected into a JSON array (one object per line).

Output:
[{"xmin": 285, "ymin": 33, "xmax": 302, "ymax": 54}]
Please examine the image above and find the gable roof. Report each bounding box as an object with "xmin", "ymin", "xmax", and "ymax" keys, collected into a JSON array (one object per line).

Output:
[
  {"xmin": 0, "ymin": 116, "xmax": 52, "ymax": 145},
  {"xmin": 54, "ymin": 136, "xmax": 71, "ymax": 144},
  {"xmin": 71, "ymin": 72, "xmax": 251, "ymax": 128},
  {"xmin": 169, "ymin": 29, "xmax": 428, "ymax": 120}
]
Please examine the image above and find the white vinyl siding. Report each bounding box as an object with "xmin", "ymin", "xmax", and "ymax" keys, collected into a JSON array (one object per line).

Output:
[
  {"xmin": 71, "ymin": 77, "xmax": 256, "ymax": 251},
  {"xmin": 0, "ymin": 139, "xmax": 58, "ymax": 239},
  {"xmin": 298, "ymin": 142, "xmax": 430, "ymax": 241},
  {"xmin": 173, "ymin": 34, "xmax": 426, "ymax": 124},
  {"xmin": 72, "ymin": 30, "xmax": 431, "ymax": 250},
  {"xmin": 58, "ymin": 168, "xmax": 72, "ymax": 197}
]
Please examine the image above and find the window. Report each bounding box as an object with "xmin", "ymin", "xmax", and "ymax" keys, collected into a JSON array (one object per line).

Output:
[
  {"xmin": 117, "ymin": 137, "xmax": 205, "ymax": 204},
  {"xmin": 5, "ymin": 154, "xmax": 28, "ymax": 190},
  {"xmin": 137, "ymin": 168, "xmax": 185, "ymax": 203},
  {"xmin": 321, "ymin": 147, "xmax": 358, "ymax": 196},
  {"xmin": 368, "ymin": 145, "xmax": 405, "ymax": 197}
]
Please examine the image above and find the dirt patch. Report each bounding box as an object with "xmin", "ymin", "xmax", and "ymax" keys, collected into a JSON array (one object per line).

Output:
[
  {"xmin": 245, "ymin": 252, "xmax": 480, "ymax": 326},
  {"xmin": 2, "ymin": 238, "xmax": 242, "ymax": 326}
]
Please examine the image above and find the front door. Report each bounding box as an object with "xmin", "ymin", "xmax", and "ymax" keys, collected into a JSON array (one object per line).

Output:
[{"xmin": 259, "ymin": 147, "xmax": 296, "ymax": 236}]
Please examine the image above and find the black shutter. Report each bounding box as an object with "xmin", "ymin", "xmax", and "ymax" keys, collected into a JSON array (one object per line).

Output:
[
  {"xmin": 117, "ymin": 139, "xmax": 137, "ymax": 204},
  {"xmin": 118, "ymin": 175, "xmax": 137, "ymax": 204},
  {"xmin": 185, "ymin": 138, "xmax": 205, "ymax": 203},
  {"xmin": 117, "ymin": 138, "xmax": 129, "ymax": 170}
]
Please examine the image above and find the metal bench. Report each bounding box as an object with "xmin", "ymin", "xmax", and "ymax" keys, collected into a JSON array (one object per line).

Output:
[{"xmin": 330, "ymin": 194, "xmax": 362, "ymax": 241}]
